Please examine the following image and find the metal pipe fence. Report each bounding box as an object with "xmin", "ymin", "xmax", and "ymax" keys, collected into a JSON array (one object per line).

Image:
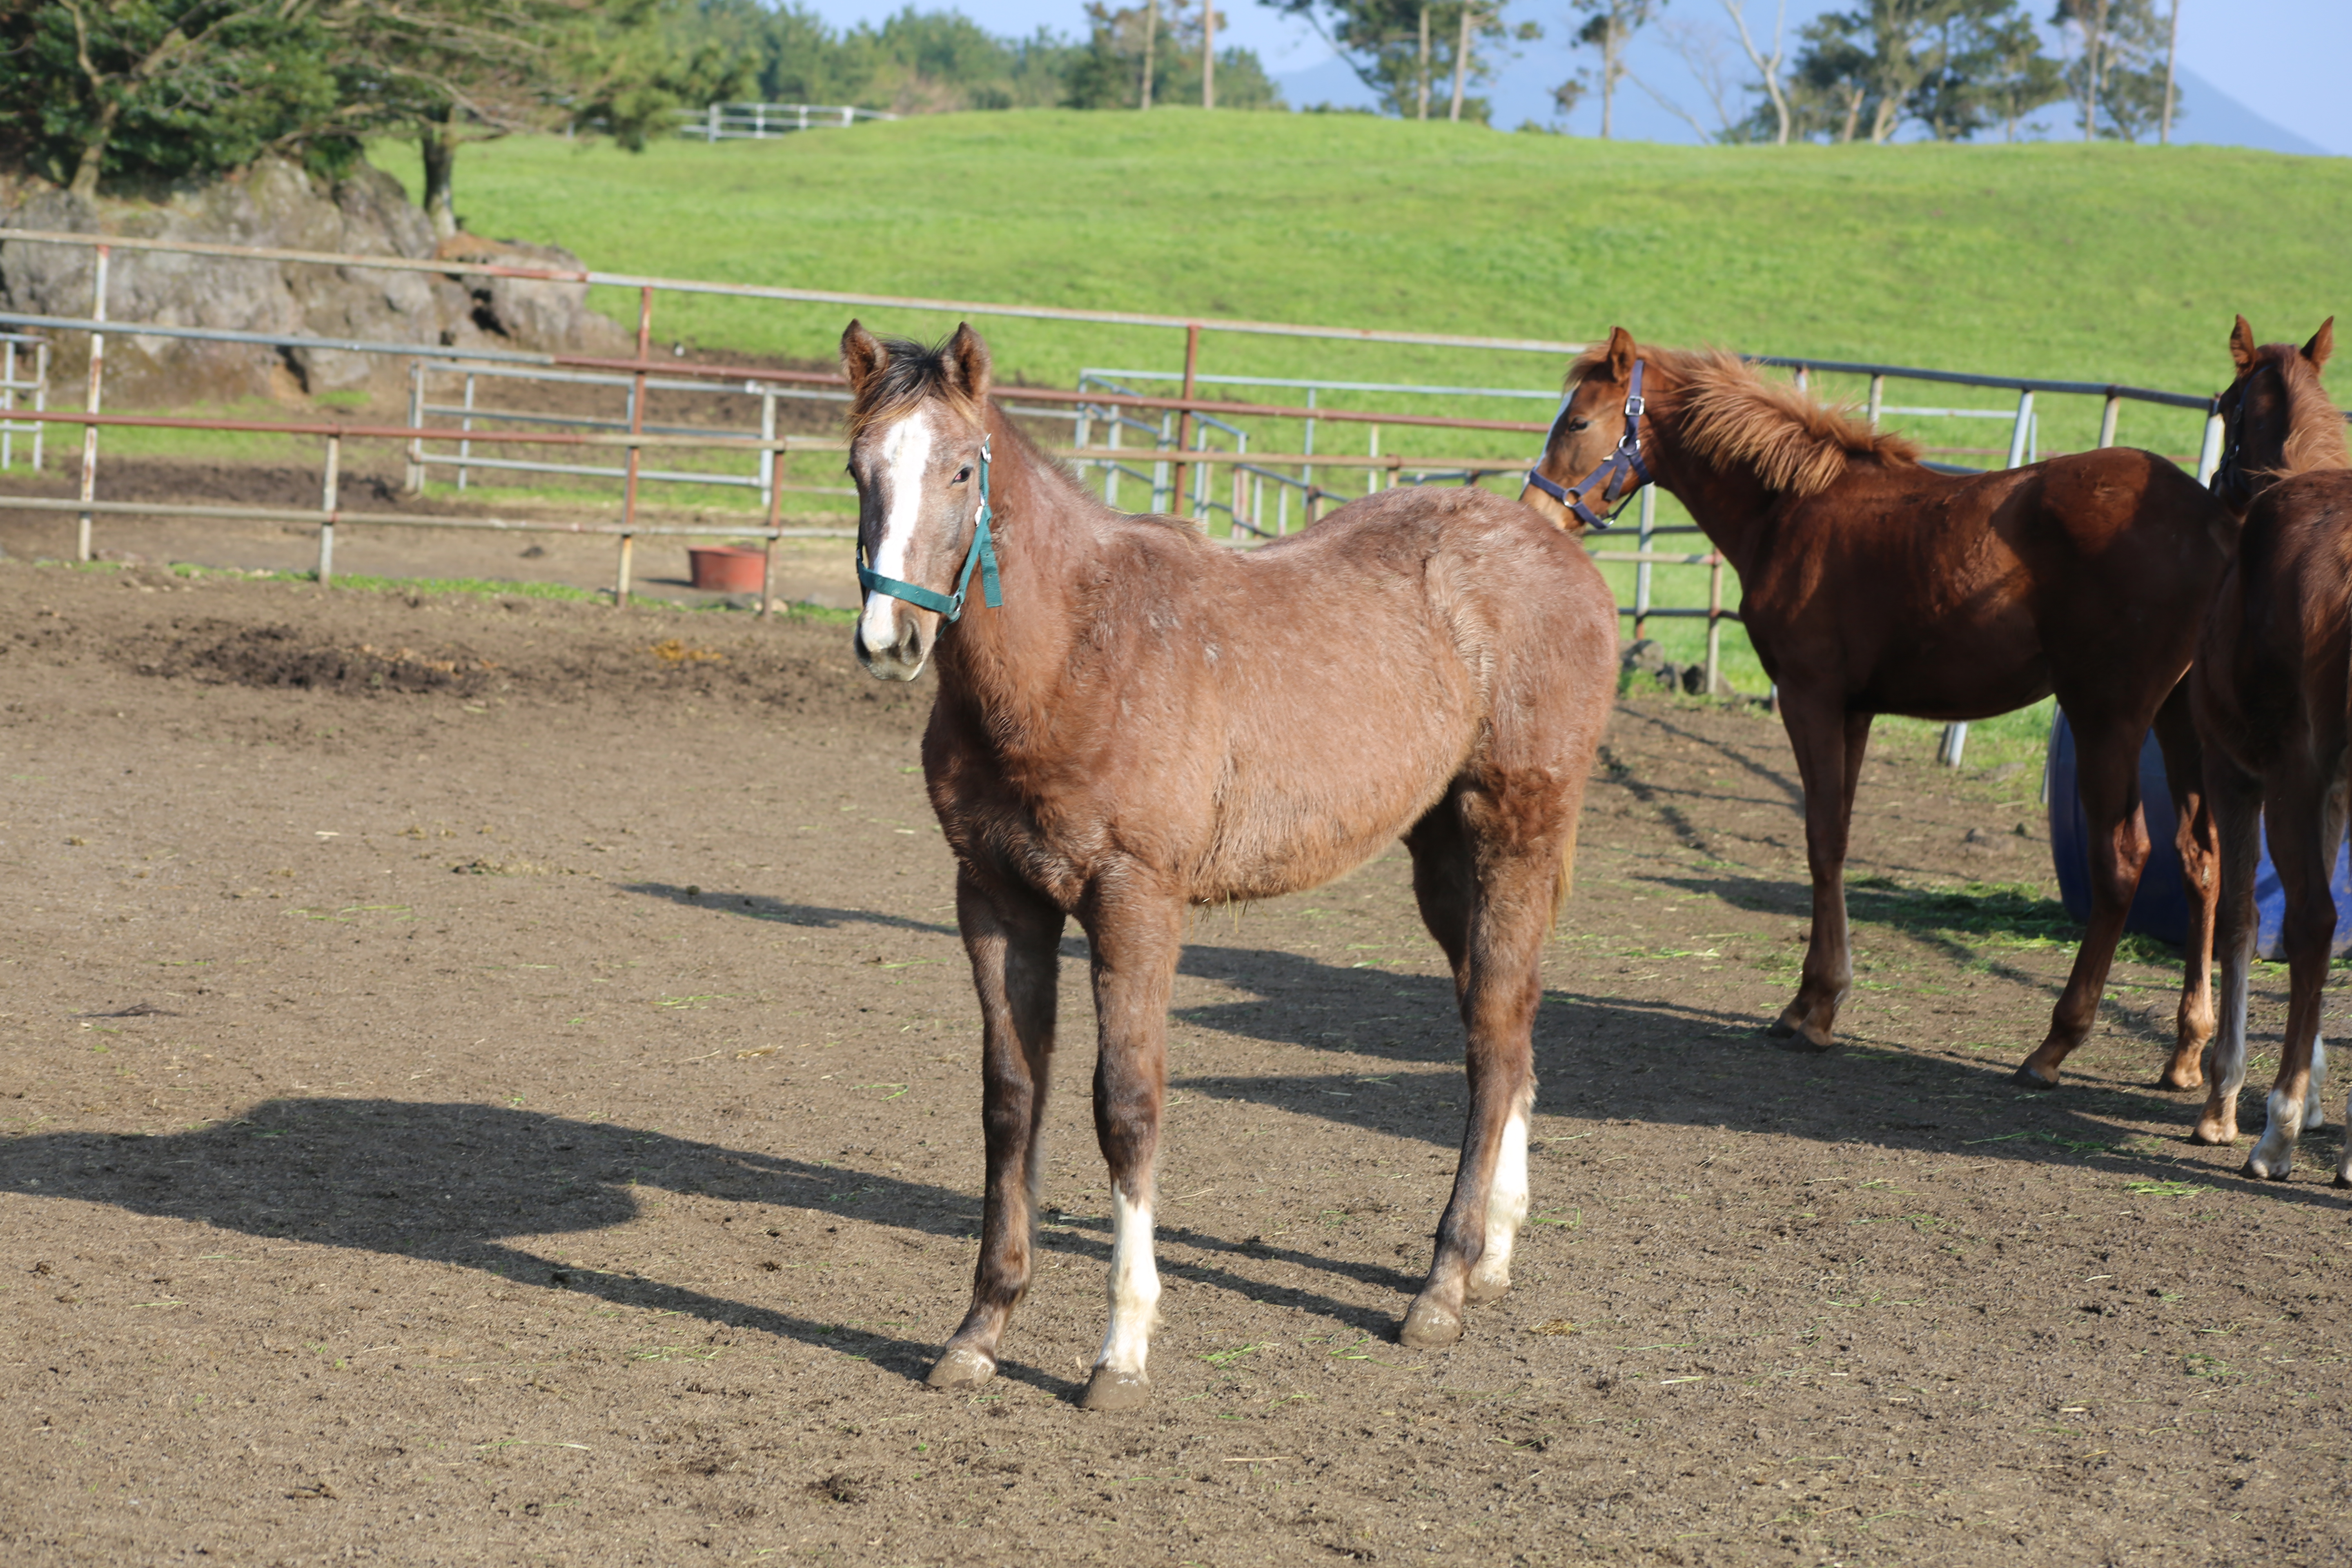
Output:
[
  {"xmin": 678, "ymin": 103, "xmax": 899, "ymax": 139},
  {"xmin": 2, "ymin": 331, "xmax": 47, "ymax": 471},
  {"xmin": 0, "ymin": 223, "xmax": 2256, "ymax": 703}
]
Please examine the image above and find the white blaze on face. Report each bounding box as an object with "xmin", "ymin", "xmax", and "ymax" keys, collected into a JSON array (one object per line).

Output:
[
  {"xmin": 1095, "ymin": 1183, "xmax": 1161, "ymax": 1379},
  {"xmin": 858, "ymin": 410, "xmax": 936, "ymax": 656},
  {"xmin": 1471, "ymin": 1106, "xmax": 1530, "ymax": 1294}
]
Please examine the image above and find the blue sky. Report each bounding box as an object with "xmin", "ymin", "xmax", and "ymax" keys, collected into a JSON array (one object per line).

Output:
[{"xmin": 790, "ymin": 0, "xmax": 2349, "ymax": 155}]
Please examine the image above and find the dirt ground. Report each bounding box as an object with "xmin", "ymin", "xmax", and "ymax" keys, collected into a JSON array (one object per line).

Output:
[{"xmin": 3, "ymin": 557, "xmax": 2349, "ymax": 1568}]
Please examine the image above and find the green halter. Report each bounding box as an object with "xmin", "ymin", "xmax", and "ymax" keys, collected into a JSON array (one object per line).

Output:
[{"xmin": 856, "ymin": 436, "xmax": 1003, "ymax": 621}]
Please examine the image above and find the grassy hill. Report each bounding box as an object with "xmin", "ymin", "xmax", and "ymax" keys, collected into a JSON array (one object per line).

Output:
[
  {"xmin": 403, "ymin": 112, "xmax": 2346, "ymax": 424},
  {"xmin": 387, "ymin": 114, "xmax": 2351, "ymax": 751}
]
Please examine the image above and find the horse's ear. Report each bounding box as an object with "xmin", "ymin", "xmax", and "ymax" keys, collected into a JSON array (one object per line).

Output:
[
  {"xmin": 1606, "ymin": 325, "xmax": 1637, "ymax": 382},
  {"xmin": 942, "ymin": 322, "xmax": 993, "ymax": 404},
  {"xmin": 2303, "ymin": 317, "xmax": 2335, "ymax": 375},
  {"xmin": 841, "ymin": 320, "xmax": 888, "ymax": 396},
  {"xmin": 2229, "ymin": 315, "xmax": 2258, "ymax": 374}
]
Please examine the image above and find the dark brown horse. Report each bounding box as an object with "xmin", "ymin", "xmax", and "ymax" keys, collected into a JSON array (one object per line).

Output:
[
  {"xmin": 1524, "ymin": 327, "xmax": 2234, "ymax": 1090},
  {"xmin": 2190, "ymin": 316, "xmax": 2352, "ymax": 1178},
  {"xmin": 840, "ymin": 322, "xmax": 1617, "ymax": 1408}
]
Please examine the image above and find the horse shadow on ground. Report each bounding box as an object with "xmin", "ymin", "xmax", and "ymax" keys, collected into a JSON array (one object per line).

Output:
[
  {"xmin": 0, "ymin": 1099, "xmax": 1422, "ymax": 1401},
  {"xmin": 622, "ymin": 875, "xmax": 2334, "ymax": 1221}
]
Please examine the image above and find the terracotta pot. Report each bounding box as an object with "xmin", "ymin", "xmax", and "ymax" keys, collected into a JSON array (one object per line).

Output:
[{"xmin": 688, "ymin": 546, "xmax": 766, "ymax": 593}]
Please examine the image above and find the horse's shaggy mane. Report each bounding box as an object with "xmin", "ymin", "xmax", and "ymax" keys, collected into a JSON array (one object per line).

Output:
[
  {"xmin": 2254, "ymin": 343, "xmax": 2352, "ymax": 478},
  {"xmin": 844, "ymin": 332, "xmax": 987, "ymax": 445},
  {"xmin": 1570, "ymin": 344, "xmax": 1920, "ymax": 497}
]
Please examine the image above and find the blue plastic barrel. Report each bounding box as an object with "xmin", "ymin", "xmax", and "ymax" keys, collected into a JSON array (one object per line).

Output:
[{"xmin": 2046, "ymin": 710, "xmax": 2352, "ymax": 959}]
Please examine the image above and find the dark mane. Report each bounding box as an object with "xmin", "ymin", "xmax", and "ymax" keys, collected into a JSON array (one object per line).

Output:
[
  {"xmin": 1568, "ymin": 343, "xmax": 1920, "ymax": 497},
  {"xmin": 2255, "ymin": 343, "xmax": 2352, "ymax": 478},
  {"xmin": 844, "ymin": 332, "xmax": 985, "ymax": 444}
]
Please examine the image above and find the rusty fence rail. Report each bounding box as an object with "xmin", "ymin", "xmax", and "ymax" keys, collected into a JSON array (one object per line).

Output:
[{"xmin": 0, "ymin": 224, "xmax": 2249, "ymax": 704}]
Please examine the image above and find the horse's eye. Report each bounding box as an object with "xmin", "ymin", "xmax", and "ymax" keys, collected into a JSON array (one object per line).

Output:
[
  {"xmin": 1566, "ymin": 418, "xmax": 1592, "ymax": 434},
  {"xmin": 953, "ymin": 466, "xmax": 973, "ymax": 484}
]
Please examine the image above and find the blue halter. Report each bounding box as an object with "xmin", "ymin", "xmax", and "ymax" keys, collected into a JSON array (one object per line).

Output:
[
  {"xmin": 855, "ymin": 435, "xmax": 1003, "ymax": 621},
  {"xmin": 1526, "ymin": 359, "xmax": 1653, "ymax": 532}
]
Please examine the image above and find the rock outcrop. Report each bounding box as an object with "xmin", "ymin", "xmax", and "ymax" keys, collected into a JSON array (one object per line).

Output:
[{"xmin": 0, "ymin": 157, "xmax": 627, "ymax": 405}]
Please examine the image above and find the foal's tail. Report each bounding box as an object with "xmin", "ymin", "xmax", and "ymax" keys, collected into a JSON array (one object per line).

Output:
[{"xmin": 1551, "ymin": 815, "xmax": 1581, "ymax": 927}]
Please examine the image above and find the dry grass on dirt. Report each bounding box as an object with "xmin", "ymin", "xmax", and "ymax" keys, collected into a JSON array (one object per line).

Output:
[{"xmin": 3, "ymin": 559, "xmax": 2348, "ymax": 1567}]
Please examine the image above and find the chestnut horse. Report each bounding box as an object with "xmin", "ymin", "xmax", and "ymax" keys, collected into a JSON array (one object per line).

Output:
[
  {"xmin": 2190, "ymin": 316, "xmax": 2352, "ymax": 1179},
  {"xmin": 841, "ymin": 322, "xmax": 1617, "ymax": 1408},
  {"xmin": 1524, "ymin": 328, "xmax": 2234, "ymax": 1090}
]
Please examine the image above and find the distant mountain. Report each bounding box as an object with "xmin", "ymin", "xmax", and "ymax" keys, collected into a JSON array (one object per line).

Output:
[{"xmin": 2169, "ymin": 67, "xmax": 2331, "ymax": 156}]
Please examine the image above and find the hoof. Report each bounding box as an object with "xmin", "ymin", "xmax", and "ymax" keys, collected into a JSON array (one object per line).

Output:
[
  {"xmin": 2243, "ymin": 1158, "xmax": 2293, "ymax": 1182},
  {"xmin": 1766, "ymin": 1020, "xmax": 1836, "ymax": 1054},
  {"xmin": 2009, "ymin": 1063, "xmax": 2060, "ymax": 1091},
  {"xmin": 924, "ymin": 1345, "xmax": 997, "ymax": 1391},
  {"xmin": 1078, "ymin": 1366, "xmax": 1151, "ymax": 1411},
  {"xmin": 2189, "ymin": 1122, "xmax": 2237, "ymax": 1148},
  {"xmin": 1464, "ymin": 1273, "xmax": 1511, "ymax": 1305},
  {"xmin": 2158, "ymin": 1067, "xmax": 2205, "ymax": 1092},
  {"xmin": 2334, "ymin": 1172, "xmax": 2351, "ymax": 1190},
  {"xmin": 1399, "ymin": 1296, "xmax": 1463, "ymax": 1349}
]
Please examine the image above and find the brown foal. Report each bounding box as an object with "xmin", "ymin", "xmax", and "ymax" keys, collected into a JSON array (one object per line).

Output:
[
  {"xmin": 840, "ymin": 323, "xmax": 1617, "ymax": 1409},
  {"xmin": 1525, "ymin": 327, "xmax": 2234, "ymax": 1090},
  {"xmin": 2190, "ymin": 316, "xmax": 2352, "ymax": 1180}
]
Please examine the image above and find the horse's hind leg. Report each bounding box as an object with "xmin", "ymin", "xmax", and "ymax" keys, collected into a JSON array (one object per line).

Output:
[
  {"xmin": 2154, "ymin": 684, "xmax": 2219, "ymax": 1090},
  {"xmin": 2194, "ymin": 757, "xmax": 2264, "ymax": 1147},
  {"xmin": 2015, "ymin": 713, "xmax": 2154, "ymax": 1088},
  {"xmin": 929, "ymin": 871, "xmax": 1064, "ymax": 1391},
  {"xmin": 2247, "ymin": 762, "xmax": 2344, "ymax": 1180},
  {"xmin": 1076, "ymin": 884, "xmax": 1182, "ymax": 1412},
  {"xmin": 1400, "ymin": 786, "xmax": 1554, "ymax": 1349}
]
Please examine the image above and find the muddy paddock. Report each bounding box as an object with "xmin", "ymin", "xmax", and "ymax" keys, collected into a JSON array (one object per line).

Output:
[{"xmin": 3, "ymin": 560, "xmax": 2348, "ymax": 1567}]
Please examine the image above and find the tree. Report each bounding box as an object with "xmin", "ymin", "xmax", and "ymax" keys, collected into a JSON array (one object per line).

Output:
[
  {"xmin": 1069, "ymin": 0, "xmax": 1281, "ymax": 109},
  {"xmin": 2051, "ymin": 0, "xmax": 2175, "ymax": 140},
  {"xmin": 0, "ymin": 0, "xmax": 352, "ymax": 197},
  {"xmin": 1772, "ymin": 0, "xmax": 2058, "ymax": 144},
  {"xmin": 1721, "ymin": 0, "xmax": 1792, "ymax": 143},
  {"xmin": 1565, "ymin": 0, "xmax": 1659, "ymax": 140},
  {"xmin": 1261, "ymin": 0, "xmax": 1507, "ymax": 121}
]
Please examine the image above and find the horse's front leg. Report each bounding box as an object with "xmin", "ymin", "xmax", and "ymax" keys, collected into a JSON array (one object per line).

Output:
[
  {"xmin": 2016, "ymin": 714, "xmax": 2152, "ymax": 1088},
  {"xmin": 1077, "ymin": 886, "xmax": 1182, "ymax": 1412},
  {"xmin": 1768, "ymin": 702, "xmax": 1871, "ymax": 1052},
  {"xmin": 2194, "ymin": 757, "xmax": 2263, "ymax": 1146},
  {"xmin": 929, "ymin": 869, "xmax": 1064, "ymax": 1391},
  {"xmin": 2155, "ymin": 684, "xmax": 2219, "ymax": 1090}
]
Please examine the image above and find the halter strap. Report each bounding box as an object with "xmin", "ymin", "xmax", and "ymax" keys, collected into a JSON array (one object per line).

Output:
[
  {"xmin": 856, "ymin": 435, "xmax": 1003, "ymax": 622},
  {"xmin": 1526, "ymin": 359, "xmax": 1653, "ymax": 532}
]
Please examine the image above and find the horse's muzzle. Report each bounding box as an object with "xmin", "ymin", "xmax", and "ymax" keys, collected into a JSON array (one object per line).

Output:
[{"xmin": 853, "ymin": 607, "xmax": 932, "ymax": 682}]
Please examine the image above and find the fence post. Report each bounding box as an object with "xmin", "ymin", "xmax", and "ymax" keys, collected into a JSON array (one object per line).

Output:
[
  {"xmin": 617, "ymin": 284, "xmax": 653, "ymax": 609},
  {"xmin": 457, "ymin": 372, "xmax": 476, "ymax": 490},
  {"xmin": 1704, "ymin": 551, "xmax": 1724, "ymax": 697},
  {"xmin": 317, "ymin": 433, "xmax": 340, "ymax": 585},
  {"xmin": 1298, "ymin": 388, "xmax": 1316, "ymax": 528},
  {"xmin": 2196, "ymin": 401, "xmax": 2225, "ymax": 485},
  {"xmin": 2, "ymin": 338, "xmax": 13, "ymax": 470},
  {"xmin": 31, "ymin": 340, "xmax": 46, "ymax": 471},
  {"xmin": 2097, "ymin": 392, "xmax": 2121, "ymax": 449},
  {"xmin": 1866, "ymin": 373, "xmax": 1884, "ymax": 431},
  {"xmin": 1104, "ymin": 410, "xmax": 1121, "ymax": 510},
  {"xmin": 2003, "ymin": 388, "xmax": 2035, "ymax": 470},
  {"xmin": 1792, "ymin": 365, "xmax": 1808, "ymax": 394},
  {"xmin": 1171, "ymin": 322, "xmax": 1200, "ymax": 527},
  {"xmin": 1633, "ymin": 485, "xmax": 1655, "ymax": 641},
  {"xmin": 760, "ymin": 433, "xmax": 784, "ymax": 619},
  {"xmin": 1366, "ymin": 424, "xmax": 1379, "ymax": 495},
  {"xmin": 758, "ymin": 390, "xmax": 777, "ymax": 517},
  {"xmin": 404, "ymin": 360, "xmax": 426, "ymax": 491},
  {"xmin": 77, "ymin": 243, "xmax": 109, "ymax": 563}
]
